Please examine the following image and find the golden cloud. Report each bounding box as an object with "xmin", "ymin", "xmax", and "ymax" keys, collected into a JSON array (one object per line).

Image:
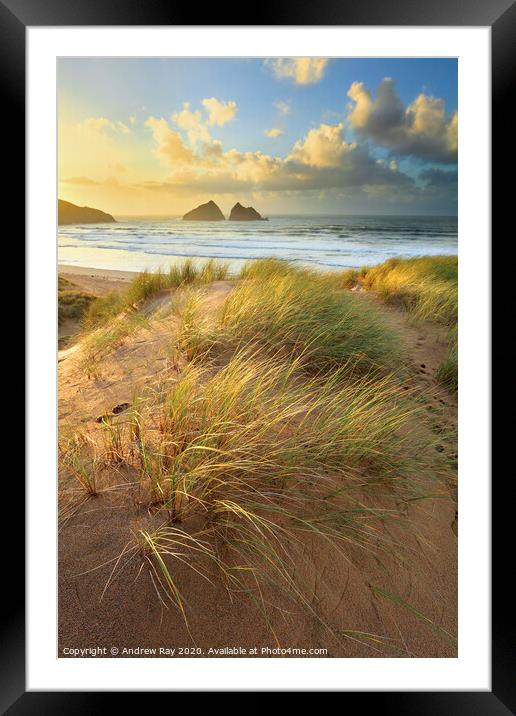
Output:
[
  {"xmin": 81, "ymin": 117, "xmax": 131, "ymax": 135},
  {"xmin": 145, "ymin": 116, "xmax": 195, "ymax": 165},
  {"xmin": 142, "ymin": 114, "xmax": 407, "ymax": 195},
  {"xmin": 265, "ymin": 128, "xmax": 284, "ymax": 138},
  {"xmin": 172, "ymin": 103, "xmax": 211, "ymax": 145},
  {"xmin": 202, "ymin": 97, "xmax": 238, "ymax": 127},
  {"xmin": 265, "ymin": 58, "xmax": 329, "ymax": 85},
  {"xmin": 289, "ymin": 123, "xmax": 356, "ymax": 168}
]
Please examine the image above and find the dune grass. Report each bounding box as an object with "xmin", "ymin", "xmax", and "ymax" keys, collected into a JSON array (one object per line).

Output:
[
  {"xmin": 81, "ymin": 291, "xmax": 126, "ymax": 330},
  {"xmin": 81, "ymin": 259, "xmax": 230, "ymax": 332},
  {"xmin": 99, "ymin": 347, "xmax": 434, "ymax": 638},
  {"xmin": 76, "ymin": 259, "xmax": 230, "ymax": 375},
  {"xmin": 342, "ymin": 256, "xmax": 458, "ymax": 390},
  {"xmin": 123, "ymin": 258, "xmax": 229, "ymax": 306},
  {"xmin": 436, "ymin": 327, "xmax": 458, "ymax": 391},
  {"xmin": 239, "ymin": 257, "xmax": 304, "ymax": 280},
  {"xmin": 141, "ymin": 350, "xmax": 421, "ymax": 502},
  {"xmin": 207, "ymin": 261, "xmax": 403, "ymax": 376},
  {"xmin": 60, "ymin": 257, "xmax": 455, "ymax": 647},
  {"xmin": 59, "ymin": 432, "xmax": 100, "ymax": 496},
  {"xmin": 58, "ymin": 277, "xmax": 95, "ymax": 325},
  {"xmin": 79, "ymin": 313, "xmax": 150, "ymax": 378},
  {"xmin": 342, "ymin": 256, "xmax": 457, "ymax": 326}
]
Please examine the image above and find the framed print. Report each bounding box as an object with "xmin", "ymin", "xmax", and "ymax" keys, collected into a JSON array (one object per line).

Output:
[{"xmin": 4, "ymin": 0, "xmax": 511, "ymax": 706}]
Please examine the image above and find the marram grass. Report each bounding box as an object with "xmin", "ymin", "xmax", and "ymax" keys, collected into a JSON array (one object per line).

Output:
[
  {"xmin": 82, "ymin": 258, "xmax": 230, "ymax": 331},
  {"xmin": 341, "ymin": 256, "xmax": 458, "ymax": 390},
  {"xmin": 79, "ymin": 312, "xmax": 150, "ymax": 378},
  {"xmin": 77, "ymin": 259, "xmax": 230, "ymax": 375},
  {"xmin": 195, "ymin": 261, "xmax": 404, "ymax": 376},
  {"xmin": 90, "ymin": 349, "xmax": 437, "ymax": 642},
  {"xmin": 342, "ymin": 256, "xmax": 458, "ymax": 326},
  {"xmin": 436, "ymin": 327, "xmax": 458, "ymax": 391}
]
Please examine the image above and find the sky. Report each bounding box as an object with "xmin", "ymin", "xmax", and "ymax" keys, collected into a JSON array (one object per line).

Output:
[{"xmin": 58, "ymin": 57, "xmax": 458, "ymax": 216}]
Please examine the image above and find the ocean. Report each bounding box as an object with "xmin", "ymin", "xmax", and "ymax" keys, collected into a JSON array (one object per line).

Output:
[{"xmin": 58, "ymin": 214, "xmax": 458, "ymax": 274}]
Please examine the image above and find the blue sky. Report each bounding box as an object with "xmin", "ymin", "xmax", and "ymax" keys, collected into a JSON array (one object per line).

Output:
[{"xmin": 58, "ymin": 57, "xmax": 458, "ymax": 215}]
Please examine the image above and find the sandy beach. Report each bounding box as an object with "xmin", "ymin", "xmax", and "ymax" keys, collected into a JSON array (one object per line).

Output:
[{"xmin": 59, "ymin": 264, "xmax": 136, "ymax": 294}]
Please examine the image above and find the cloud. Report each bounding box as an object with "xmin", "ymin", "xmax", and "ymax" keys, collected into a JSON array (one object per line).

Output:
[
  {"xmin": 289, "ymin": 123, "xmax": 355, "ymax": 168},
  {"xmin": 274, "ymin": 99, "xmax": 291, "ymax": 116},
  {"xmin": 347, "ymin": 78, "xmax": 457, "ymax": 163},
  {"xmin": 172, "ymin": 103, "xmax": 211, "ymax": 145},
  {"xmin": 61, "ymin": 175, "xmax": 100, "ymax": 185},
  {"xmin": 59, "ymin": 116, "xmax": 138, "ymax": 190},
  {"xmin": 143, "ymin": 115, "xmax": 410, "ymax": 196},
  {"xmin": 265, "ymin": 58, "xmax": 329, "ymax": 85},
  {"xmin": 265, "ymin": 100, "xmax": 291, "ymax": 139},
  {"xmin": 420, "ymin": 167, "xmax": 458, "ymax": 188},
  {"xmin": 265, "ymin": 128, "xmax": 284, "ymax": 138},
  {"xmin": 145, "ymin": 116, "xmax": 195, "ymax": 165},
  {"xmin": 169, "ymin": 98, "xmax": 237, "ymax": 148},
  {"xmin": 415, "ymin": 167, "xmax": 457, "ymax": 209},
  {"xmin": 61, "ymin": 175, "xmax": 122, "ymax": 187},
  {"xmin": 81, "ymin": 117, "xmax": 131, "ymax": 135},
  {"xmin": 109, "ymin": 162, "xmax": 127, "ymax": 174},
  {"xmin": 202, "ymin": 97, "xmax": 238, "ymax": 126}
]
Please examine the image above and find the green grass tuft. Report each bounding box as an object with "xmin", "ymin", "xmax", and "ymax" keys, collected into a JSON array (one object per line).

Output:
[
  {"xmin": 218, "ymin": 264, "xmax": 402, "ymax": 376},
  {"xmin": 58, "ymin": 277, "xmax": 95, "ymax": 325},
  {"xmin": 81, "ymin": 259, "xmax": 230, "ymax": 332},
  {"xmin": 105, "ymin": 348, "xmax": 432, "ymax": 636},
  {"xmin": 81, "ymin": 291, "xmax": 126, "ymax": 330},
  {"xmin": 353, "ymin": 256, "xmax": 457, "ymax": 326},
  {"xmin": 436, "ymin": 327, "xmax": 458, "ymax": 391},
  {"xmin": 344, "ymin": 256, "xmax": 458, "ymax": 391}
]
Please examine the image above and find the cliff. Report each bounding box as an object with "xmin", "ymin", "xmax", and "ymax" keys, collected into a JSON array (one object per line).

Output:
[{"xmin": 58, "ymin": 199, "xmax": 115, "ymax": 225}]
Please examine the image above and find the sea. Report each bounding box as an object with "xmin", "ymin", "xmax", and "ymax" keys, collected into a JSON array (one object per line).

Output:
[{"xmin": 58, "ymin": 214, "xmax": 458, "ymax": 274}]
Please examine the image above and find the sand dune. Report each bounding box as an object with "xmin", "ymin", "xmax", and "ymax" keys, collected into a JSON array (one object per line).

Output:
[{"xmin": 58, "ymin": 267, "xmax": 457, "ymax": 657}]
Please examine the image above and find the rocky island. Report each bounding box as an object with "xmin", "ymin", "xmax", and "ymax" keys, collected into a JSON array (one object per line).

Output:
[
  {"xmin": 58, "ymin": 199, "xmax": 115, "ymax": 225},
  {"xmin": 229, "ymin": 202, "xmax": 267, "ymax": 221},
  {"xmin": 182, "ymin": 200, "xmax": 225, "ymax": 221}
]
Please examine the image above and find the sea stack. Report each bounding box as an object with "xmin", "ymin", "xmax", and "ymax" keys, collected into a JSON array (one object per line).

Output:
[
  {"xmin": 58, "ymin": 199, "xmax": 115, "ymax": 225},
  {"xmin": 229, "ymin": 202, "xmax": 267, "ymax": 221},
  {"xmin": 182, "ymin": 200, "xmax": 225, "ymax": 221}
]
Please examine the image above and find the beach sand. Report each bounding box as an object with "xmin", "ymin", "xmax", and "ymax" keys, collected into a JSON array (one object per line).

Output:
[
  {"xmin": 59, "ymin": 264, "xmax": 136, "ymax": 295},
  {"xmin": 58, "ymin": 268, "xmax": 457, "ymax": 658}
]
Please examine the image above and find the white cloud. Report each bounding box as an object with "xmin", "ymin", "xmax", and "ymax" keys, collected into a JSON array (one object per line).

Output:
[
  {"xmin": 265, "ymin": 58, "xmax": 329, "ymax": 85},
  {"xmin": 202, "ymin": 97, "xmax": 238, "ymax": 126},
  {"xmin": 265, "ymin": 128, "xmax": 284, "ymax": 138}
]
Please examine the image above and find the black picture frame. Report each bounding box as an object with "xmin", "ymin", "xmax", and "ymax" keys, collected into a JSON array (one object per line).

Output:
[{"xmin": 4, "ymin": 0, "xmax": 510, "ymax": 707}]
